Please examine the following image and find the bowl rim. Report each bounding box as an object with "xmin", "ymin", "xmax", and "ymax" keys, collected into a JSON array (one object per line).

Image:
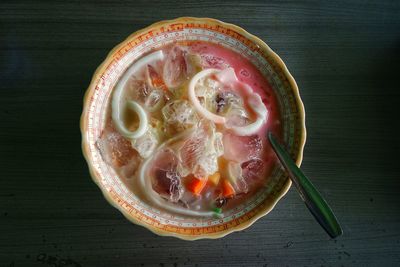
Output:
[{"xmin": 80, "ymin": 17, "xmax": 306, "ymax": 240}]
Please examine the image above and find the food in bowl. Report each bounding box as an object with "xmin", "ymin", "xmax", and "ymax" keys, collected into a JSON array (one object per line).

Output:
[
  {"xmin": 96, "ymin": 40, "xmax": 282, "ymax": 217},
  {"xmin": 81, "ymin": 17, "xmax": 305, "ymax": 239}
]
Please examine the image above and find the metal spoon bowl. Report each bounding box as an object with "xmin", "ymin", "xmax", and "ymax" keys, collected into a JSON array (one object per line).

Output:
[{"xmin": 268, "ymin": 132, "xmax": 343, "ymax": 238}]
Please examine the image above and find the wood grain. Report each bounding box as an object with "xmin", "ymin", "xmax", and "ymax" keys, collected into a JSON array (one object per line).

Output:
[{"xmin": 1, "ymin": 0, "xmax": 400, "ymax": 266}]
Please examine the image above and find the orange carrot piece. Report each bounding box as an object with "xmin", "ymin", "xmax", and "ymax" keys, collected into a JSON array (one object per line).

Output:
[
  {"xmin": 187, "ymin": 177, "xmax": 208, "ymax": 196},
  {"xmin": 222, "ymin": 179, "xmax": 235, "ymax": 197},
  {"xmin": 147, "ymin": 65, "xmax": 168, "ymax": 92}
]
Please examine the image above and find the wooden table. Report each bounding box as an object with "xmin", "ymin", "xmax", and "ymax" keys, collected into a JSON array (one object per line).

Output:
[{"xmin": 1, "ymin": 1, "xmax": 399, "ymax": 266}]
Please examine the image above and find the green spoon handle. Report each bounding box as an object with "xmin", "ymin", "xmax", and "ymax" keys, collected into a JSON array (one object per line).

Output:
[{"xmin": 268, "ymin": 132, "xmax": 343, "ymax": 238}]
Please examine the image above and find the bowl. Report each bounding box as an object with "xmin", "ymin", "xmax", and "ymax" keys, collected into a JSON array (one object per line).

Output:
[{"xmin": 81, "ymin": 17, "xmax": 306, "ymax": 240}]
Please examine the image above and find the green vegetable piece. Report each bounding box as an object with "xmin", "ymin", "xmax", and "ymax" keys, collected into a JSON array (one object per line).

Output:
[{"xmin": 213, "ymin": 207, "xmax": 222, "ymax": 214}]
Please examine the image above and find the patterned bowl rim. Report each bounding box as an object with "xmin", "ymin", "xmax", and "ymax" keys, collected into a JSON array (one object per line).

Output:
[{"xmin": 80, "ymin": 17, "xmax": 306, "ymax": 240}]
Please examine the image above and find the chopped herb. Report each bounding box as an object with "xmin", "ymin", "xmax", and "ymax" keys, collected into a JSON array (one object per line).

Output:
[{"xmin": 213, "ymin": 207, "xmax": 222, "ymax": 214}]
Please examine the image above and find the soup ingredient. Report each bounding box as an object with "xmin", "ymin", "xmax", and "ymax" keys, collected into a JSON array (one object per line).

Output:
[
  {"xmin": 131, "ymin": 126, "xmax": 159, "ymax": 158},
  {"xmin": 188, "ymin": 68, "xmax": 226, "ymax": 124},
  {"xmin": 222, "ymin": 179, "xmax": 235, "ymax": 197},
  {"xmin": 214, "ymin": 197, "xmax": 227, "ymax": 208},
  {"xmin": 214, "ymin": 68, "xmax": 268, "ymax": 136},
  {"xmin": 186, "ymin": 177, "xmax": 208, "ymax": 196},
  {"xmin": 215, "ymin": 67, "xmax": 238, "ymax": 84},
  {"xmin": 226, "ymin": 161, "xmax": 241, "ymax": 185},
  {"xmin": 241, "ymin": 158, "xmax": 264, "ymax": 181},
  {"xmin": 214, "ymin": 132, "xmax": 224, "ymax": 157},
  {"xmin": 213, "ymin": 207, "xmax": 222, "ymax": 214},
  {"xmin": 229, "ymin": 91, "xmax": 268, "ymax": 136},
  {"xmin": 215, "ymin": 91, "xmax": 250, "ymax": 127},
  {"xmin": 215, "ymin": 91, "xmax": 242, "ymax": 113},
  {"xmin": 124, "ymin": 100, "xmax": 148, "ymax": 139},
  {"xmin": 96, "ymin": 124, "xmax": 139, "ymax": 178},
  {"xmin": 163, "ymin": 46, "xmax": 190, "ymax": 88},
  {"xmin": 146, "ymin": 64, "xmax": 168, "ymax": 92},
  {"xmin": 139, "ymin": 129, "xmax": 216, "ymax": 217},
  {"xmin": 177, "ymin": 120, "xmax": 222, "ymax": 179},
  {"xmin": 145, "ymin": 89, "xmax": 165, "ymax": 112},
  {"xmin": 125, "ymin": 78, "xmax": 151, "ymax": 104},
  {"xmin": 223, "ymin": 133, "xmax": 262, "ymax": 163},
  {"xmin": 162, "ymin": 100, "xmax": 199, "ymax": 135},
  {"xmin": 151, "ymin": 148, "xmax": 183, "ymax": 203},
  {"xmin": 96, "ymin": 124, "xmax": 136, "ymax": 167},
  {"xmin": 188, "ymin": 67, "xmax": 268, "ymax": 136},
  {"xmin": 227, "ymin": 161, "xmax": 248, "ymax": 194},
  {"xmin": 112, "ymin": 50, "xmax": 164, "ymax": 139},
  {"xmin": 153, "ymin": 168, "xmax": 183, "ymax": 203},
  {"xmin": 196, "ymin": 78, "xmax": 219, "ymax": 112},
  {"xmin": 195, "ymin": 77, "xmax": 218, "ymax": 102},
  {"xmin": 208, "ymin": 172, "xmax": 221, "ymax": 186}
]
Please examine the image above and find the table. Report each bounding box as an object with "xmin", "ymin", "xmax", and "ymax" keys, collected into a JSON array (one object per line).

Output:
[{"xmin": 1, "ymin": 1, "xmax": 399, "ymax": 266}]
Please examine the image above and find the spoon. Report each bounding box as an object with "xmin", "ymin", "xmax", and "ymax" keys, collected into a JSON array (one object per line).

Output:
[{"xmin": 268, "ymin": 132, "xmax": 343, "ymax": 238}]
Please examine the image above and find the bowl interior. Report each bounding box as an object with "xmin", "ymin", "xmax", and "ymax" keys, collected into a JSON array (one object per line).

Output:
[{"xmin": 81, "ymin": 17, "xmax": 305, "ymax": 240}]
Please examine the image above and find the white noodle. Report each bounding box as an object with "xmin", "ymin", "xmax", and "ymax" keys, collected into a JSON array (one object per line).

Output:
[
  {"xmin": 139, "ymin": 129, "xmax": 216, "ymax": 217},
  {"xmin": 188, "ymin": 68, "xmax": 226, "ymax": 124},
  {"xmin": 125, "ymin": 100, "xmax": 148, "ymax": 139},
  {"xmin": 229, "ymin": 86, "xmax": 268, "ymax": 136},
  {"xmin": 188, "ymin": 67, "xmax": 268, "ymax": 136},
  {"xmin": 112, "ymin": 50, "xmax": 164, "ymax": 139}
]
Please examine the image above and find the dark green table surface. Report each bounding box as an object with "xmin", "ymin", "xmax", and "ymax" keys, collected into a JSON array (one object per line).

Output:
[{"xmin": 1, "ymin": 1, "xmax": 400, "ymax": 266}]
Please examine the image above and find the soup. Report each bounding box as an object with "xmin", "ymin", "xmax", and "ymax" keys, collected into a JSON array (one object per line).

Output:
[{"xmin": 96, "ymin": 41, "xmax": 282, "ymax": 217}]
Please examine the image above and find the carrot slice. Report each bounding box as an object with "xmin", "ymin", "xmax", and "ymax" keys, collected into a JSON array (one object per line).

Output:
[
  {"xmin": 187, "ymin": 177, "xmax": 208, "ymax": 196},
  {"xmin": 147, "ymin": 65, "xmax": 168, "ymax": 92},
  {"xmin": 222, "ymin": 179, "xmax": 235, "ymax": 197}
]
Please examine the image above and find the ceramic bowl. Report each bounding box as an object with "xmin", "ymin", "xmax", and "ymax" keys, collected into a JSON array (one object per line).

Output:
[{"xmin": 81, "ymin": 17, "xmax": 306, "ymax": 240}]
